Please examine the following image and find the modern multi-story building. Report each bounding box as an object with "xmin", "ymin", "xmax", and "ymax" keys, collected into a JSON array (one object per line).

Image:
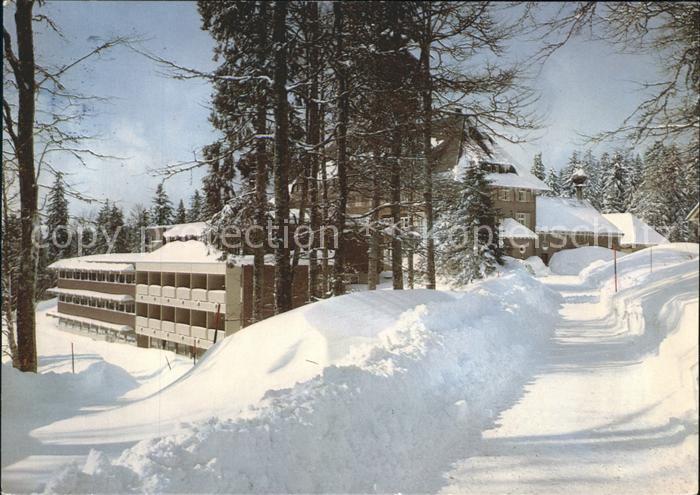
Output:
[{"xmin": 48, "ymin": 234, "xmax": 308, "ymax": 355}]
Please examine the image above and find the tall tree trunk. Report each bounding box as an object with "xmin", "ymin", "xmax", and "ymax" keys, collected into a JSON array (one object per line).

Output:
[
  {"xmin": 320, "ymin": 103, "xmax": 330, "ymax": 296},
  {"xmin": 367, "ymin": 149, "xmax": 381, "ymax": 290},
  {"xmin": 272, "ymin": 1, "xmax": 292, "ymax": 313},
  {"xmin": 1, "ymin": 169, "xmax": 20, "ymax": 367},
  {"xmin": 307, "ymin": 1, "xmax": 321, "ymax": 300},
  {"xmin": 420, "ymin": 27, "xmax": 436, "ymax": 290},
  {"xmin": 252, "ymin": 1, "xmax": 269, "ymax": 322},
  {"xmin": 332, "ymin": 2, "xmax": 349, "ymax": 296},
  {"xmin": 253, "ymin": 99, "xmax": 268, "ymax": 322},
  {"xmin": 291, "ymin": 166, "xmax": 308, "ymax": 270},
  {"xmin": 390, "ymin": 128, "xmax": 404, "ymax": 290},
  {"xmin": 407, "ymin": 165, "xmax": 415, "ymax": 289},
  {"xmin": 10, "ymin": 0, "xmax": 38, "ymax": 372}
]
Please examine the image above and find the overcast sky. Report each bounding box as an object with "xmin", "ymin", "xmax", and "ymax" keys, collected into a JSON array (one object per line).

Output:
[{"xmin": 6, "ymin": 1, "xmax": 662, "ymax": 215}]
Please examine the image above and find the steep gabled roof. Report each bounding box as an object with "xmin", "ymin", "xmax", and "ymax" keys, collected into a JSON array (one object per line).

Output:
[
  {"xmin": 602, "ymin": 213, "xmax": 669, "ymax": 247},
  {"xmin": 433, "ymin": 118, "xmax": 550, "ymax": 191}
]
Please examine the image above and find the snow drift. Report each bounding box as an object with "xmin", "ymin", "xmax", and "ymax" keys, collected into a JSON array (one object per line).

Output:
[
  {"xmin": 549, "ymin": 246, "xmax": 616, "ymax": 275},
  {"xmin": 44, "ymin": 271, "xmax": 562, "ymax": 494},
  {"xmin": 579, "ymin": 243, "xmax": 698, "ymax": 290}
]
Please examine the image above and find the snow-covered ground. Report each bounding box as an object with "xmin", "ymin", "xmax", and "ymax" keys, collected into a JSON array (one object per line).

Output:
[
  {"xmin": 548, "ymin": 245, "xmax": 617, "ymax": 276},
  {"xmin": 2, "ymin": 244, "xmax": 698, "ymax": 493},
  {"xmin": 1, "ymin": 302, "xmax": 192, "ymax": 492}
]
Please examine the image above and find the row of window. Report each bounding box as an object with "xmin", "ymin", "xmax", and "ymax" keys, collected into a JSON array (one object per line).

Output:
[
  {"xmin": 59, "ymin": 271, "xmax": 135, "ymax": 284},
  {"xmin": 58, "ymin": 294, "xmax": 135, "ymax": 313},
  {"xmin": 495, "ymin": 188, "xmax": 531, "ymax": 203}
]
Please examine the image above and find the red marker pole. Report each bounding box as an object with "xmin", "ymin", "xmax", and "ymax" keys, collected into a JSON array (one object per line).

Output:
[{"xmin": 613, "ymin": 247, "xmax": 618, "ymax": 293}]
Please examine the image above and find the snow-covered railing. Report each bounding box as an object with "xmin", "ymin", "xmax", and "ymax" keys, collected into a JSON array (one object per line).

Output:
[
  {"xmin": 48, "ymin": 287, "xmax": 134, "ymax": 303},
  {"xmin": 48, "ymin": 260, "xmax": 135, "ymax": 273},
  {"xmin": 47, "ymin": 311, "xmax": 133, "ymax": 333}
]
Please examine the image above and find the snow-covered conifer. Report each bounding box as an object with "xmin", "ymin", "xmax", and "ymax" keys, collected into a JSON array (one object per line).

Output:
[{"xmin": 435, "ymin": 165, "xmax": 502, "ymax": 285}]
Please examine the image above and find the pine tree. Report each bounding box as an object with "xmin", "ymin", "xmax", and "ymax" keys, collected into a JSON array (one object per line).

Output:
[
  {"xmin": 151, "ymin": 183, "xmax": 173, "ymax": 226},
  {"xmin": 435, "ymin": 165, "xmax": 503, "ymax": 285},
  {"xmin": 559, "ymin": 151, "xmax": 580, "ymax": 198},
  {"xmin": 110, "ymin": 205, "xmax": 128, "ymax": 252},
  {"xmin": 600, "ymin": 151, "xmax": 628, "ymax": 213},
  {"xmin": 633, "ymin": 143, "xmax": 694, "ymax": 241},
  {"xmin": 71, "ymin": 215, "xmax": 97, "ymax": 257},
  {"xmin": 531, "ymin": 152, "xmax": 545, "ymax": 180},
  {"xmin": 187, "ymin": 190, "xmax": 204, "ymax": 222},
  {"xmin": 544, "ymin": 168, "xmax": 561, "ymax": 196},
  {"xmin": 127, "ymin": 204, "xmax": 150, "ymax": 253},
  {"xmin": 93, "ymin": 201, "xmax": 113, "ymax": 254},
  {"xmin": 626, "ymin": 153, "xmax": 644, "ymax": 210},
  {"xmin": 581, "ymin": 149, "xmax": 602, "ymax": 209},
  {"xmin": 45, "ymin": 173, "xmax": 71, "ymax": 263},
  {"xmin": 175, "ymin": 199, "xmax": 187, "ymax": 224}
]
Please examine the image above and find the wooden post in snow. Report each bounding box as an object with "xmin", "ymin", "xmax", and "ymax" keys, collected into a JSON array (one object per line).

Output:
[
  {"xmin": 71, "ymin": 342, "xmax": 75, "ymax": 374},
  {"xmin": 213, "ymin": 303, "xmax": 222, "ymax": 344}
]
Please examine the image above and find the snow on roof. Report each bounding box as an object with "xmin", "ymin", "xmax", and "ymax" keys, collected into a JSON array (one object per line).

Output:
[
  {"xmin": 48, "ymin": 254, "xmax": 139, "ymax": 272},
  {"xmin": 536, "ymin": 197, "xmax": 624, "ymax": 235},
  {"xmin": 50, "ymin": 241, "xmax": 223, "ymax": 271},
  {"xmin": 47, "ymin": 287, "xmax": 134, "ymax": 303},
  {"xmin": 499, "ymin": 218, "xmax": 538, "ymax": 239},
  {"xmin": 487, "ymin": 172, "xmax": 551, "ymax": 191},
  {"xmin": 47, "ymin": 311, "xmax": 133, "ymax": 333},
  {"xmin": 602, "ymin": 213, "xmax": 669, "ymax": 247},
  {"xmin": 144, "ymin": 240, "xmax": 223, "ymax": 263},
  {"xmin": 452, "ymin": 128, "xmax": 550, "ymax": 191},
  {"xmin": 162, "ymin": 222, "xmax": 208, "ymax": 240}
]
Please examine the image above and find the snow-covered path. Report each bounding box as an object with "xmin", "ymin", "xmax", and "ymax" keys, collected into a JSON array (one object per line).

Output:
[{"xmin": 442, "ymin": 260, "xmax": 699, "ymax": 494}]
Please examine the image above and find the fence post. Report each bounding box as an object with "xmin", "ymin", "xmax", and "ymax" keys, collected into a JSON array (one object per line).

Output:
[{"xmin": 71, "ymin": 342, "xmax": 75, "ymax": 374}]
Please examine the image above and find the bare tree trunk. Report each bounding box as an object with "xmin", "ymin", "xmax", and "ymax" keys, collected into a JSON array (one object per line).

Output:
[
  {"xmin": 272, "ymin": 1, "xmax": 292, "ymax": 313},
  {"xmin": 320, "ymin": 103, "xmax": 330, "ymax": 296},
  {"xmin": 252, "ymin": 100, "xmax": 268, "ymax": 322},
  {"xmin": 332, "ymin": 2, "xmax": 349, "ymax": 296},
  {"xmin": 307, "ymin": 1, "xmax": 321, "ymax": 300},
  {"xmin": 390, "ymin": 128, "xmax": 404, "ymax": 290},
  {"xmin": 291, "ymin": 166, "xmax": 308, "ymax": 270},
  {"xmin": 6, "ymin": 0, "xmax": 38, "ymax": 372},
  {"xmin": 420, "ymin": 40, "xmax": 436, "ymax": 290},
  {"xmin": 1, "ymin": 170, "xmax": 19, "ymax": 367},
  {"xmin": 367, "ymin": 150, "xmax": 381, "ymax": 290},
  {"xmin": 407, "ymin": 174, "xmax": 415, "ymax": 289},
  {"xmin": 252, "ymin": 1, "xmax": 269, "ymax": 322}
]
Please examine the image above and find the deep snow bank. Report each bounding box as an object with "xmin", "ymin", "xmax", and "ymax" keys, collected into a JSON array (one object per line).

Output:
[
  {"xmin": 2, "ymin": 361, "xmax": 139, "ymax": 417},
  {"xmin": 45, "ymin": 271, "xmax": 562, "ymax": 494},
  {"xmin": 549, "ymin": 246, "xmax": 615, "ymax": 275},
  {"xmin": 34, "ymin": 290, "xmax": 457, "ymax": 445},
  {"xmin": 579, "ymin": 243, "xmax": 698, "ymax": 289}
]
